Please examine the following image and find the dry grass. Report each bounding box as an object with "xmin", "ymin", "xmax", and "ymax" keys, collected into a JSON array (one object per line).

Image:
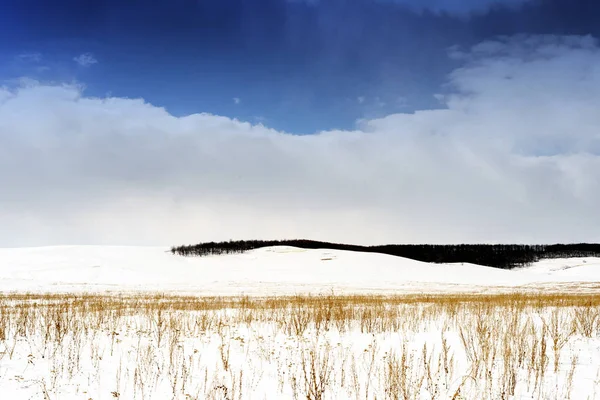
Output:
[{"xmin": 1, "ymin": 291, "xmax": 600, "ymax": 399}]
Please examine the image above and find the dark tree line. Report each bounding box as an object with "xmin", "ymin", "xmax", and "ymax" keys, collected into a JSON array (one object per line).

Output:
[{"xmin": 170, "ymin": 240, "xmax": 600, "ymax": 270}]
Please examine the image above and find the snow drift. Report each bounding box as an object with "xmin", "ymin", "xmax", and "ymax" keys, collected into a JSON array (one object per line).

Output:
[{"xmin": 1, "ymin": 246, "xmax": 599, "ymax": 294}]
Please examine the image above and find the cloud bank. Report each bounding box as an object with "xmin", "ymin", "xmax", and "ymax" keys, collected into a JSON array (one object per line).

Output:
[{"xmin": 1, "ymin": 34, "xmax": 600, "ymax": 247}]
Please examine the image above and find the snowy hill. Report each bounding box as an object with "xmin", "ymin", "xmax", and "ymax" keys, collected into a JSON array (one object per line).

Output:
[{"xmin": 0, "ymin": 245, "xmax": 599, "ymax": 294}]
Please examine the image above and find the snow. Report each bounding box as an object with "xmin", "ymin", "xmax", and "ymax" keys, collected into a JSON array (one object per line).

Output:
[
  {"xmin": 1, "ymin": 246, "xmax": 600, "ymax": 399},
  {"xmin": 1, "ymin": 245, "xmax": 600, "ymax": 294}
]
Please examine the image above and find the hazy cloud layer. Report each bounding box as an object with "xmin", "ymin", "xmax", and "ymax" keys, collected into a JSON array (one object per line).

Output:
[{"xmin": 2, "ymin": 34, "xmax": 600, "ymax": 246}]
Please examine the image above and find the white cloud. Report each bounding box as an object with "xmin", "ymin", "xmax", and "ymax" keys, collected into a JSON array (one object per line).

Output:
[
  {"xmin": 1, "ymin": 35, "xmax": 600, "ymax": 246},
  {"xmin": 233, "ymin": 97, "xmax": 241, "ymax": 105},
  {"xmin": 357, "ymin": 96, "xmax": 365, "ymax": 104},
  {"xmin": 396, "ymin": 96, "xmax": 409, "ymax": 108},
  {"xmin": 16, "ymin": 52, "xmax": 42, "ymax": 63},
  {"xmin": 73, "ymin": 53, "xmax": 98, "ymax": 67}
]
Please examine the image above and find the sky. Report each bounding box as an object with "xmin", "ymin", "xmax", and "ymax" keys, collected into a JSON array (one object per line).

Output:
[{"xmin": 1, "ymin": 0, "xmax": 600, "ymax": 246}]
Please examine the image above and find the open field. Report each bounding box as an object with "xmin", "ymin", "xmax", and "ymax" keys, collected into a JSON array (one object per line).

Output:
[
  {"xmin": 2, "ymin": 292, "xmax": 600, "ymax": 399},
  {"xmin": 3, "ymin": 246, "xmax": 600, "ymax": 399}
]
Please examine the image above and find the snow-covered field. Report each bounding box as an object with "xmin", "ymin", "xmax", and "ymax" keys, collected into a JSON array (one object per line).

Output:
[
  {"xmin": 1, "ymin": 245, "xmax": 600, "ymax": 294},
  {"xmin": 1, "ymin": 246, "xmax": 600, "ymax": 399}
]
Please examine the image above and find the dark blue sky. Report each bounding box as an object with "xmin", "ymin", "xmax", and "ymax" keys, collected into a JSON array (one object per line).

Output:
[{"xmin": 2, "ymin": 0, "xmax": 599, "ymax": 133}]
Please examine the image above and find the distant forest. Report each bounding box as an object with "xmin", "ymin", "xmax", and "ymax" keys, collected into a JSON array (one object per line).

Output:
[{"xmin": 170, "ymin": 240, "xmax": 600, "ymax": 270}]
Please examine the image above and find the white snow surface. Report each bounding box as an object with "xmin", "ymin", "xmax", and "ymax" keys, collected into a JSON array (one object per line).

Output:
[
  {"xmin": 1, "ymin": 245, "xmax": 599, "ymax": 294},
  {"xmin": 2, "ymin": 246, "xmax": 600, "ymax": 399}
]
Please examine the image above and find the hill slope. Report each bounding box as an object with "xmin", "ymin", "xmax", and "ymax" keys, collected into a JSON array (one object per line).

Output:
[{"xmin": 1, "ymin": 246, "xmax": 599, "ymax": 294}]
